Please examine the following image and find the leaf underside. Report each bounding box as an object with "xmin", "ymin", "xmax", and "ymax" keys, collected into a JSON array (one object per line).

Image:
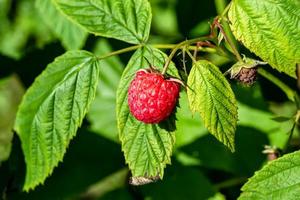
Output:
[
  {"xmin": 36, "ymin": 0, "xmax": 87, "ymax": 50},
  {"xmin": 187, "ymin": 60, "xmax": 238, "ymax": 152},
  {"xmin": 14, "ymin": 50, "xmax": 100, "ymax": 191},
  {"xmin": 116, "ymin": 46, "xmax": 179, "ymax": 180},
  {"xmin": 228, "ymin": 0, "xmax": 300, "ymax": 78},
  {"xmin": 54, "ymin": 0, "xmax": 152, "ymax": 44},
  {"xmin": 239, "ymin": 150, "xmax": 300, "ymax": 200}
]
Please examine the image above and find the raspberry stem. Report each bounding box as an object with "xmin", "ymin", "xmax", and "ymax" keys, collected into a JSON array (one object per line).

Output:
[
  {"xmin": 97, "ymin": 45, "xmax": 142, "ymax": 60},
  {"xmin": 161, "ymin": 36, "xmax": 212, "ymax": 75},
  {"xmin": 185, "ymin": 49, "xmax": 197, "ymax": 64},
  {"xmin": 213, "ymin": 17, "xmax": 243, "ymax": 62},
  {"xmin": 258, "ymin": 68, "xmax": 297, "ymax": 102},
  {"xmin": 153, "ymin": 44, "xmax": 216, "ymax": 53},
  {"xmin": 96, "ymin": 44, "xmax": 218, "ymax": 61}
]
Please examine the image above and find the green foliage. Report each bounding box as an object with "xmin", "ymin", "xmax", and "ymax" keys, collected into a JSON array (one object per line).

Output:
[
  {"xmin": 0, "ymin": 76, "xmax": 24, "ymax": 163},
  {"xmin": 0, "ymin": 0, "xmax": 53, "ymax": 59},
  {"xmin": 228, "ymin": 0, "xmax": 300, "ymax": 78},
  {"xmin": 187, "ymin": 60, "xmax": 238, "ymax": 152},
  {"xmin": 36, "ymin": 0, "xmax": 87, "ymax": 50},
  {"xmin": 175, "ymin": 92, "xmax": 206, "ymax": 148},
  {"xmin": 238, "ymin": 103, "xmax": 289, "ymax": 149},
  {"xmin": 140, "ymin": 164, "xmax": 217, "ymax": 200},
  {"xmin": 1, "ymin": 0, "xmax": 299, "ymax": 198},
  {"xmin": 239, "ymin": 150, "xmax": 300, "ymax": 199},
  {"xmin": 116, "ymin": 46, "xmax": 178, "ymax": 179},
  {"xmin": 7, "ymin": 129, "xmax": 125, "ymax": 199},
  {"xmin": 178, "ymin": 125, "xmax": 269, "ymax": 176},
  {"xmin": 87, "ymin": 39, "xmax": 124, "ymax": 142},
  {"xmin": 54, "ymin": 0, "xmax": 152, "ymax": 44},
  {"xmin": 14, "ymin": 51, "xmax": 100, "ymax": 190}
]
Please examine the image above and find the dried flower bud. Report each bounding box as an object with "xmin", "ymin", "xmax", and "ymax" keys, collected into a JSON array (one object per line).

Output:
[
  {"xmin": 235, "ymin": 67, "xmax": 257, "ymax": 85},
  {"xmin": 225, "ymin": 56, "xmax": 267, "ymax": 86},
  {"xmin": 262, "ymin": 145, "xmax": 280, "ymax": 161}
]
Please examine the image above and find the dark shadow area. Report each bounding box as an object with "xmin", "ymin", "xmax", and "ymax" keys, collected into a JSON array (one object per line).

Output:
[
  {"xmin": 176, "ymin": 0, "xmax": 216, "ymax": 36},
  {"xmin": 139, "ymin": 161, "xmax": 217, "ymax": 200},
  {"xmin": 5, "ymin": 129, "xmax": 125, "ymax": 200},
  {"xmin": 178, "ymin": 126, "xmax": 269, "ymax": 199},
  {"xmin": 180, "ymin": 126, "xmax": 269, "ymax": 177}
]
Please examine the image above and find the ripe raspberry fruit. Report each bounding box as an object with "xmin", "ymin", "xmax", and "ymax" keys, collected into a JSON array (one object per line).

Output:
[{"xmin": 128, "ymin": 69, "xmax": 180, "ymax": 124}]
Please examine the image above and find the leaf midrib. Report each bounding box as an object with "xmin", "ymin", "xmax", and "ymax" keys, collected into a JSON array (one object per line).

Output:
[{"xmin": 194, "ymin": 63, "xmax": 235, "ymax": 150}]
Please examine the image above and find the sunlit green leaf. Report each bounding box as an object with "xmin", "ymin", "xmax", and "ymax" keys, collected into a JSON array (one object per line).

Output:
[
  {"xmin": 228, "ymin": 0, "xmax": 300, "ymax": 77},
  {"xmin": 239, "ymin": 150, "xmax": 300, "ymax": 199},
  {"xmin": 116, "ymin": 46, "xmax": 178, "ymax": 180},
  {"xmin": 238, "ymin": 103, "xmax": 290, "ymax": 149},
  {"xmin": 187, "ymin": 60, "xmax": 238, "ymax": 152},
  {"xmin": 55, "ymin": 0, "xmax": 152, "ymax": 44},
  {"xmin": 14, "ymin": 50, "xmax": 100, "ymax": 191},
  {"xmin": 36, "ymin": 0, "xmax": 87, "ymax": 50}
]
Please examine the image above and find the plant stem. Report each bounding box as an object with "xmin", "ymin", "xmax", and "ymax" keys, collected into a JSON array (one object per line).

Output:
[
  {"xmin": 297, "ymin": 64, "xmax": 300, "ymax": 90},
  {"xmin": 152, "ymin": 44, "xmax": 217, "ymax": 54},
  {"xmin": 217, "ymin": 21, "xmax": 242, "ymax": 62},
  {"xmin": 258, "ymin": 68, "xmax": 297, "ymax": 102},
  {"xmin": 185, "ymin": 49, "xmax": 197, "ymax": 64},
  {"xmin": 161, "ymin": 36, "xmax": 211, "ymax": 75},
  {"xmin": 97, "ymin": 45, "xmax": 142, "ymax": 60},
  {"xmin": 80, "ymin": 168, "xmax": 128, "ymax": 199},
  {"xmin": 215, "ymin": 0, "xmax": 242, "ymax": 62},
  {"xmin": 96, "ymin": 43, "xmax": 219, "ymax": 61},
  {"xmin": 221, "ymin": 1, "xmax": 232, "ymax": 18},
  {"xmin": 215, "ymin": 0, "xmax": 228, "ymax": 16},
  {"xmin": 214, "ymin": 177, "xmax": 248, "ymax": 190}
]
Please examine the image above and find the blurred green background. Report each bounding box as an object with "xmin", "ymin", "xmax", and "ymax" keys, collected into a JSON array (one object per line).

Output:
[{"xmin": 0, "ymin": 0, "xmax": 298, "ymax": 199}]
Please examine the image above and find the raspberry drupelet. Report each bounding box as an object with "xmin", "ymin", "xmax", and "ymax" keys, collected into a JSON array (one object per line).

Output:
[{"xmin": 128, "ymin": 69, "xmax": 180, "ymax": 124}]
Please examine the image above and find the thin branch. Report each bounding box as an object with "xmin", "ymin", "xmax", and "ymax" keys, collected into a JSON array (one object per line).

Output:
[{"xmin": 258, "ymin": 68, "xmax": 297, "ymax": 102}]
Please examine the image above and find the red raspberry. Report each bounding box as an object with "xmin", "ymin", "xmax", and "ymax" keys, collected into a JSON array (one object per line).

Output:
[{"xmin": 128, "ymin": 69, "xmax": 180, "ymax": 124}]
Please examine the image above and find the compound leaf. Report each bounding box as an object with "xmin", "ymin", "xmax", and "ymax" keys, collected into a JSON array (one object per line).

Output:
[
  {"xmin": 116, "ymin": 46, "xmax": 178, "ymax": 181},
  {"xmin": 228, "ymin": 0, "xmax": 300, "ymax": 77},
  {"xmin": 36, "ymin": 0, "xmax": 87, "ymax": 50},
  {"xmin": 14, "ymin": 50, "xmax": 100, "ymax": 191},
  {"xmin": 55, "ymin": 0, "xmax": 152, "ymax": 44},
  {"xmin": 187, "ymin": 60, "xmax": 237, "ymax": 152},
  {"xmin": 239, "ymin": 150, "xmax": 300, "ymax": 199}
]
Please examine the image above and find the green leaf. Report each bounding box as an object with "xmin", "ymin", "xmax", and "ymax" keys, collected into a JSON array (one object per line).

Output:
[
  {"xmin": 0, "ymin": 0, "xmax": 53, "ymax": 59},
  {"xmin": 14, "ymin": 50, "xmax": 100, "ymax": 191},
  {"xmin": 187, "ymin": 60, "xmax": 238, "ymax": 152},
  {"xmin": 8, "ymin": 129, "xmax": 126, "ymax": 199},
  {"xmin": 228, "ymin": 0, "xmax": 300, "ymax": 78},
  {"xmin": 239, "ymin": 150, "xmax": 300, "ymax": 199},
  {"xmin": 140, "ymin": 165, "xmax": 217, "ymax": 200},
  {"xmin": 87, "ymin": 39, "xmax": 124, "ymax": 142},
  {"xmin": 0, "ymin": 75, "xmax": 24, "ymax": 163},
  {"xmin": 36, "ymin": 0, "xmax": 87, "ymax": 50},
  {"xmin": 54, "ymin": 0, "xmax": 152, "ymax": 44},
  {"xmin": 271, "ymin": 116, "xmax": 292, "ymax": 122},
  {"xmin": 116, "ymin": 46, "xmax": 178, "ymax": 180},
  {"xmin": 175, "ymin": 92, "xmax": 207, "ymax": 148}
]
